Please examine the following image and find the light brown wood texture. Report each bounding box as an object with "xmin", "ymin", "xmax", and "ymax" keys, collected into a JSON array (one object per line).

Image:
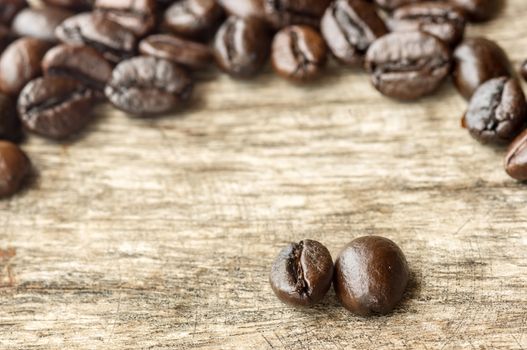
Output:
[{"xmin": 2, "ymin": 2, "xmax": 527, "ymax": 349}]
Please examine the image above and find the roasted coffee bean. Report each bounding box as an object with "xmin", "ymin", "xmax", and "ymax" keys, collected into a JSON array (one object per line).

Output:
[
  {"xmin": 0, "ymin": 0, "xmax": 26, "ymax": 25},
  {"xmin": 42, "ymin": 0, "xmax": 93, "ymax": 10},
  {"xmin": 365, "ymin": 31, "xmax": 451, "ymax": 100},
  {"xmin": 56, "ymin": 13, "xmax": 136, "ymax": 64},
  {"xmin": 449, "ymin": 0, "xmax": 502, "ymax": 22},
  {"xmin": 269, "ymin": 240, "xmax": 333, "ymax": 307},
  {"xmin": 453, "ymin": 37, "xmax": 512, "ymax": 100},
  {"xmin": 334, "ymin": 236, "xmax": 409, "ymax": 316},
  {"xmin": 164, "ymin": 0, "xmax": 224, "ymax": 40},
  {"xmin": 0, "ymin": 38, "xmax": 50, "ymax": 96},
  {"xmin": 390, "ymin": 2, "xmax": 465, "ymax": 47},
  {"xmin": 94, "ymin": 0, "xmax": 157, "ymax": 37},
  {"xmin": 463, "ymin": 77, "xmax": 526, "ymax": 145},
  {"xmin": 218, "ymin": 0, "xmax": 265, "ymax": 20},
  {"xmin": 42, "ymin": 44, "xmax": 112, "ymax": 91},
  {"xmin": 18, "ymin": 76, "xmax": 98, "ymax": 139},
  {"xmin": 321, "ymin": 0, "xmax": 387, "ymax": 66},
  {"xmin": 12, "ymin": 6, "xmax": 73, "ymax": 43},
  {"xmin": 139, "ymin": 34, "xmax": 212, "ymax": 69},
  {"xmin": 271, "ymin": 25, "xmax": 326, "ymax": 81},
  {"xmin": 505, "ymin": 130, "xmax": 527, "ymax": 181},
  {"xmin": 0, "ymin": 140, "xmax": 30, "ymax": 198},
  {"xmin": 213, "ymin": 17, "xmax": 270, "ymax": 78},
  {"xmin": 264, "ymin": 0, "xmax": 331, "ymax": 29},
  {"xmin": 0, "ymin": 93, "xmax": 21, "ymax": 143},
  {"xmin": 105, "ymin": 56, "xmax": 193, "ymax": 116}
]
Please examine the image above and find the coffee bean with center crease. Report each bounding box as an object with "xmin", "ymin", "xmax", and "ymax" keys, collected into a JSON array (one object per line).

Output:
[
  {"xmin": 453, "ymin": 37, "xmax": 512, "ymax": 100},
  {"xmin": 0, "ymin": 140, "xmax": 30, "ymax": 198},
  {"xmin": 139, "ymin": 34, "xmax": 212, "ymax": 70},
  {"xmin": 272, "ymin": 25, "xmax": 327, "ymax": 81},
  {"xmin": 365, "ymin": 31, "xmax": 451, "ymax": 100},
  {"xmin": 321, "ymin": 0, "xmax": 388, "ymax": 66},
  {"xmin": 0, "ymin": 93, "xmax": 22, "ymax": 143},
  {"xmin": 164, "ymin": 0, "xmax": 224, "ymax": 40},
  {"xmin": 105, "ymin": 56, "xmax": 193, "ymax": 117},
  {"xmin": 42, "ymin": 0, "xmax": 93, "ymax": 10},
  {"xmin": 213, "ymin": 17, "xmax": 270, "ymax": 78},
  {"xmin": 18, "ymin": 76, "xmax": 99, "ymax": 139},
  {"xmin": 334, "ymin": 236, "xmax": 409, "ymax": 316},
  {"xmin": 0, "ymin": 0, "xmax": 26, "ymax": 25},
  {"xmin": 55, "ymin": 13, "xmax": 136, "ymax": 64},
  {"xmin": 42, "ymin": 44, "xmax": 112, "ymax": 91},
  {"xmin": 390, "ymin": 2, "xmax": 466, "ymax": 47},
  {"xmin": 94, "ymin": 0, "xmax": 157, "ymax": 37},
  {"xmin": 269, "ymin": 240, "xmax": 334, "ymax": 307},
  {"xmin": 449, "ymin": 0, "xmax": 502, "ymax": 22},
  {"xmin": 218, "ymin": 0, "xmax": 265, "ymax": 20},
  {"xmin": 12, "ymin": 6, "xmax": 74, "ymax": 43},
  {"xmin": 463, "ymin": 77, "xmax": 526, "ymax": 145},
  {"xmin": 0, "ymin": 38, "xmax": 50, "ymax": 96},
  {"xmin": 505, "ymin": 130, "xmax": 527, "ymax": 181},
  {"xmin": 264, "ymin": 0, "xmax": 332, "ymax": 29}
]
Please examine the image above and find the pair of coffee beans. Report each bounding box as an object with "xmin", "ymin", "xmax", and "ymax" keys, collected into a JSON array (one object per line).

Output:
[{"xmin": 269, "ymin": 236, "xmax": 409, "ymax": 316}]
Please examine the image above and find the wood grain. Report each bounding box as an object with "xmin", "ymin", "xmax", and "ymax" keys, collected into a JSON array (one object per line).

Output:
[{"xmin": 2, "ymin": 2, "xmax": 527, "ymax": 349}]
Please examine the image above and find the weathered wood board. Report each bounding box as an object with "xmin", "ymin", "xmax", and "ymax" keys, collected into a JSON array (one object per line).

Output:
[{"xmin": 1, "ymin": 2, "xmax": 527, "ymax": 349}]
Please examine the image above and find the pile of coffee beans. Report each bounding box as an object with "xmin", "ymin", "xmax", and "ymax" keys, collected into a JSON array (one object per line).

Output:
[
  {"xmin": 270, "ymin": 236, "xmax": 409, "ymax": 316},
  {"xmin": 0, "ymin": 0, "xmax": 524, "ymax": 198}
]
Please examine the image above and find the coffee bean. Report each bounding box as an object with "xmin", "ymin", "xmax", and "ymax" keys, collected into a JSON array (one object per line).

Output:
[
  {"xmin": 218, "ymin": 0, "xmax": 265, "ymax": 20},
  {"xmin": 12, "ymin": 6, "xmax": 74, "ymax": 43},
  {"xmin": 453, "ymin": 37, "xmax": 512, "ymax": 100},
  {"xmin": 0, "ymin": 93, "xmax": 22, "ymax": 143},
  {"xmin": 463, "ymin": 77, "xmax": 526, "ymax": 145},
  {"xmin": 163, "ymin": 0, "xmax": 224, "ymax": 40},
  {"xmin": 269, "ymin": 240, "xmax": 333, "ymax": 307},
  {"xmin": 94, "ymin": 0, "xmax": 157, "ymax": 37},
  {"xmin": 0, "ymin": 0, "xmax": 26, "ymax": 25},
  {"xmin": 139, "ymin": 34, "xmax": 212, "ymax": 70},
  {"xmin": 18, "ymin": 76, "xmax": 98, "ymax": 139},
  {"xmin": 505, "ymin": 130, "xmax": 527, "ymax": 181},
  {"xmin": 321, "ymin": 0, "xmax": 387, "ymax": 66},
  {"xmin": 390, "ymin": 2, "xmax": 465, "ymax": 47},
  {"xmin": 213, "ymin": 17, "xmax": 270, "ymax": 78},
  {"xmin": 334, "ymin": 236, "xmax": 409, "ymax": 316},
  {"xmin": 271, "ymin": 25, "xmax": 326, "ymax": 81},
  {"xmin": 42, "ymin": 0, "xmax": 93, "ymax": 10},
  {"xmin": 42, "ymin": 44, "xmax": 112, "ymax": 91},
  {"xmin": 449, "ymin": 0, "xmax": 502, "ymax": 22},
  {"xmin": 264, "ymin": 0, "xmax": 331, "ymax": 29},
  {"xmin": 0, "ymin": 37, "xmax": 50, "ymax": 96},
  {"xmin": 0, "ymin": 140, "xmax": 30, "ymax": 198},
  {"xmin": 55, "ymin": 13, "xmax": 137, "ymax": 64},
  {"xmin": 105, "ymin": 56, "xmax": 193, "ymax": 116},
  {"xmin": 365, "ymin": 31, "xmax": 451, "ymax": 100}
]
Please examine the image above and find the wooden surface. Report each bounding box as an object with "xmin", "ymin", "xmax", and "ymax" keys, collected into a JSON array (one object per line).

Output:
[{"xmin": 2, "ymin": 2, "xmax": 527, "ymax": 349}]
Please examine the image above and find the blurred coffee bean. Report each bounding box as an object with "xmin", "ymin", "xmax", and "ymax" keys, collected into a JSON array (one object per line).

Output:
[
  {"xmin": 0, "ymin": 0, "xmax": 26, "ymax": 25},
  {"xmin": 139, "ymin": 34, "xmax": 212, "ymax": 69},
  {"xmin": 264, "ymin": 0, "xmax": 331, "ymax": 29},
  {"xmin": 218, "ymin": 0, "xmax": 265, "ymax": 20},
  {"xmin": 449, "ymin": 0, "xmax": 502, "ymax": 22},
  {"xmin": 505, "ymin": 129, "xmax": 527, "ymax": 181},
  {"xmin": 0, "ymin": 92, "xmax": 22, "ymax": 143},
  {"xmin": 164, "ymin": 0, "xmax": 224, "ymax": 40},
  {"xmin": 94, "ymin": 0, "xmax": 157, "ymax": 37},
  {"xmin": 12, "ymin": 6, "xmax": 74, "ymax": 43},
  {"xmin": 0, "ymin": 140, "xmax": 30, "ymax": 198}
]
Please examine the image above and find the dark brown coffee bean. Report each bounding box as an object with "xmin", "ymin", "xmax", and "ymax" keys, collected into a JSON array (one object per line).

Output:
[
  {"xmin": 453, "ymin": 37, "xmax": 512, "ymax": 100},
  {"xmin": 463, "ymin": 77, "xmax": 526, "ymax": 145},
  {"xmin": 264, "ymin": 0, "xmax": 331, "ymax": 29},
  {"xmin": 42, "ymin": 44, "xmax": 112, "ymax": 91},
  {"xmin": 105, "ymin": 56, "xmax": 193, "ymax": 116},
  {"xmin": 505, "ymin": 130, "xmax": 527, "ymax": 181},
  {"xmin": 321, "ymin": 0, "xmax": 387, "ymax": 66},
  {"xmin": 163, "ymin": 0, "xmax": 224, "ymax": 40},
  {"xmin": 218, "ymin": 0, "xmax": 265, "ymax": 20},
  {"xmin": 12, "ymin": 6, "xmax": 74, "ymax": 43},
  {"xmin": 269, "ymin": 240, "xmax": 333, "ymax": 307},
  {"xmin": 334, "ymin": 236, "xmax": 409, "ymax": 316},
  {"xmin": 390, "ymin": 2, "xmax": 465, "ymax": 47},
  {"xmin": 139, "ymin": 34, "xmax": 212, "ymax": 70},
  {"xmin": 271, "ymin": 25, "xmax": 326, "ymax": 81},
  {"xmin": 449, "ymin": 0, "xmax": 502, "ymax": 22},
  {"xmin": 0, "ymin": 0, "xmax": 26, "ymax": 25},
  {"xmin": 0, "ymin": 37, "xmax": 50, "ymax": 96},
  {"xmin": 213, "ymin": 17, "xmax": 270, "ymax": 78},
  {"xmin": 42, "ymin": 0, "xmax": 93, "ymax": 10},
  {"xmin": 365, "ymin": 31, "xmax": 451, "ymax": 100},
  {"xmin": 0, "ymin": 140, "xmax": 30, "ymax": 198},
  {"xmin": 55, "ymin": 13, "xmax": 137, "ymax": 64},
  {"xmin": 94, "ymin": 0, "xmax": 157, "ymax": 37},
  {"xmin": 0, "ymin": 93, "xmax": 22, "ymax": 143},
  {"xmin": 18, "ymin": 76, "xmax": 98, "ymax": 139}
]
